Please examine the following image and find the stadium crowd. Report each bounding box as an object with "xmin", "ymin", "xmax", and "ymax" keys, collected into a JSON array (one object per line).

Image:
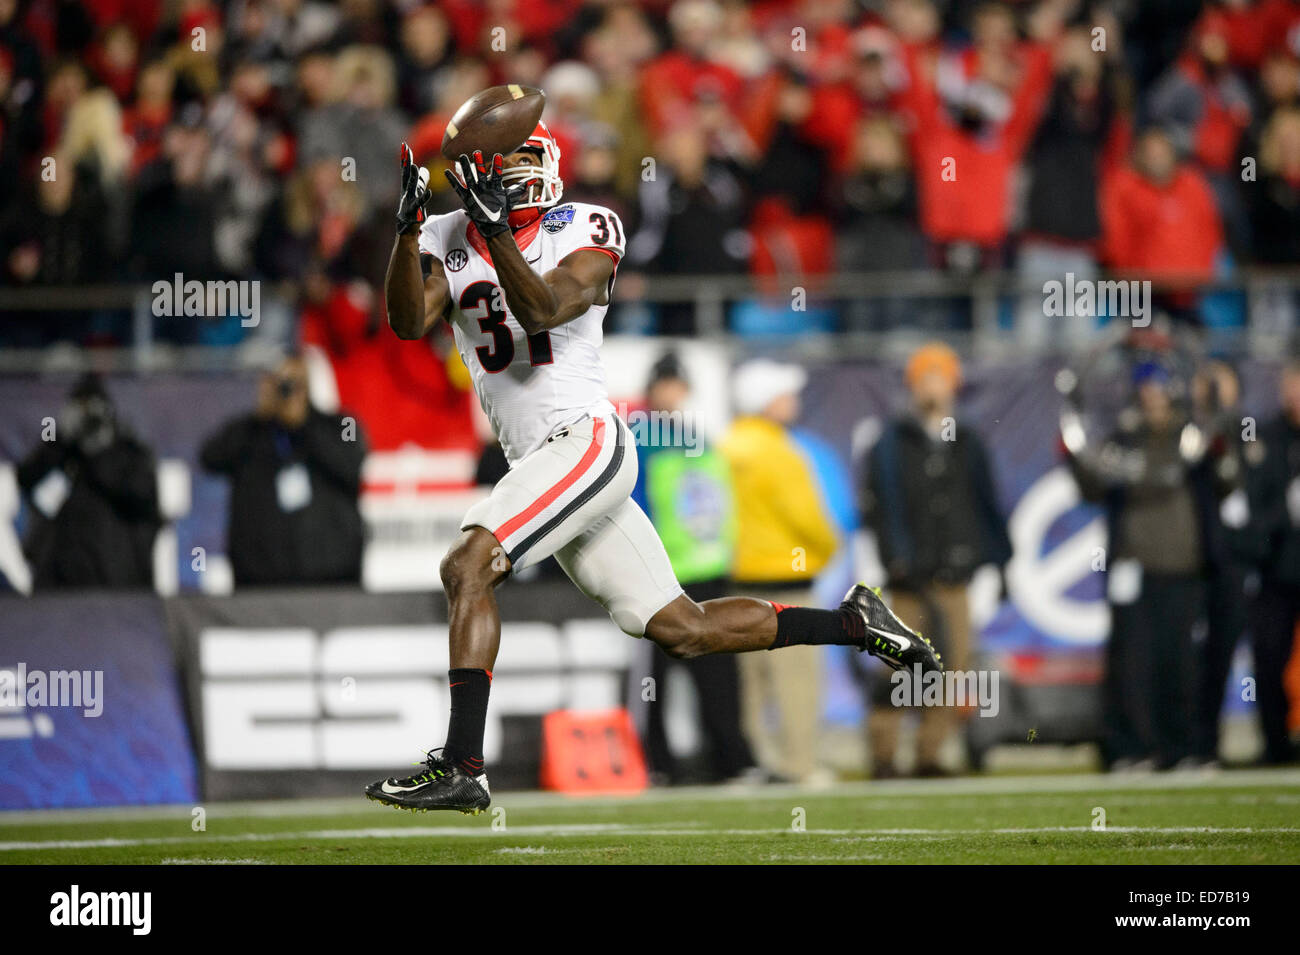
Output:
[{"xmin": 3, "ymin": 0, "xmax": 1300, "ymax": 344}]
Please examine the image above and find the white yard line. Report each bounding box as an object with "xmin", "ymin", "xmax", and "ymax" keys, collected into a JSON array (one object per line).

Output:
[
  {"xmin": 2, "ymin": 824, "xmax": 1298, "ymax": 853},
  {"xmin": 3, "ymin": 768, "xmax": 1299, "ymax": 827}
]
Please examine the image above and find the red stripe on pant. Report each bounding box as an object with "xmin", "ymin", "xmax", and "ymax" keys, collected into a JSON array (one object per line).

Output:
[{"xmin": 494, "ymin": 418, "xmax": 607, "ymax": 543}]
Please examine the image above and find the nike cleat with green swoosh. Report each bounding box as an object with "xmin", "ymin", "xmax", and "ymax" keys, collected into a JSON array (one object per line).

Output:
[
  {"xmin": 842, "ymin": 583, "xmax": 943, "ymax": 674},
  {"xmin": 365, "ymin": 749, "xmax": 491, "ymax": 815}
]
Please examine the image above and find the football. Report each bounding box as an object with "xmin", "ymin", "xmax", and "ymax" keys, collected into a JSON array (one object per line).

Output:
[{"xmin": 440, "ymin": 84, "xmax": 546, "ymax": 162}]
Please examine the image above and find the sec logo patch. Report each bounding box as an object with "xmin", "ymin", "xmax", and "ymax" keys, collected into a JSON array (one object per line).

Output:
[
  {"xmin": 445, "ymin": 248, "xmax": 468, "ymax": 271},
  {"xmin": 542, "ymin": 205, "xmax": 575, "ymax": 234}
]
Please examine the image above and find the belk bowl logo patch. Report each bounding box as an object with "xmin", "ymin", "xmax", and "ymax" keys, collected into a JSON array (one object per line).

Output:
[
  {"xmin": 445, "ymin": 248, "xmax": 468, "ymax": 271},
  {"xmin": 542, "ymin": 205, "xmax": 575, "ymax": 234}
]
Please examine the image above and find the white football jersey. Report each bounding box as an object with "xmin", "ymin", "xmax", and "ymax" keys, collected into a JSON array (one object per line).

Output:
[{"xmin": 418, "ymin": 201, "xmax": 626, "ymax": 465}]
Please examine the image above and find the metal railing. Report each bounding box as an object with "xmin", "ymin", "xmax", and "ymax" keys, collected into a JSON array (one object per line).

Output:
[{"xmin": 1, "ymin": 268, "xmax": 1298, "ymax": 372}]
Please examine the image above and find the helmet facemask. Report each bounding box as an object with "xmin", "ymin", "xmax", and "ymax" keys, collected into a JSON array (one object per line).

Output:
[{"xmin": 500, "ymin": 125, "xmax": 564, "ymax": 211}]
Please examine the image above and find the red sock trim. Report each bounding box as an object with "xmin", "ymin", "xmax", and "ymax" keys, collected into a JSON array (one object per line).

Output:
[{"xmin": 770, "ymin": 601, "xmax": 795, "ymax": 614}]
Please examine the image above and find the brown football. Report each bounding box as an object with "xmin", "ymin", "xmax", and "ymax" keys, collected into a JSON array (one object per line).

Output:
[{"xmin": 440, "ymin": 84, "xmax": 546, "ymax": 161}]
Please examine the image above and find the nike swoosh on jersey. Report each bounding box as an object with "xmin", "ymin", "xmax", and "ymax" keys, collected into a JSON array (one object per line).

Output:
[{"xmin": 470, "ymin": 193, "xmax": 501, "ymax": 222}]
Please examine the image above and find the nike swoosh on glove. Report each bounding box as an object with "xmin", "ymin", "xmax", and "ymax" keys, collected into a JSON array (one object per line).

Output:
[
  {"xmin": 396, "ymin": 141, "xmax": 430, "ymax": 235},
  {"xmin": 444, "ymin": 150, "xmax": 512, "ymax": 239}
]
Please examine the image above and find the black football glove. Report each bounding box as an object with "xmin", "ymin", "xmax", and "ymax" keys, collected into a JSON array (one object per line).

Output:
[
  {"xmin": 396, "ymin": 141, "xmax": 430, "ymax": 235},
  {"xmin": 444, "ymin": 150, "xmax": 512, "ymax": 239}
]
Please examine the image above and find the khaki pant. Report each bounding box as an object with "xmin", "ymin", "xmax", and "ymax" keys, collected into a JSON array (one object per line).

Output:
[
  {"xmin": 736, "ymin": 586, "xmax": 823, "ymax": 781},
  {"xmin": 869, "ymin": 583, "xmax": 972, "ymax": 771}
]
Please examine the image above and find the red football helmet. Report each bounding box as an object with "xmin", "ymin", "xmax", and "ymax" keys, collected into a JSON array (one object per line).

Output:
[{"xmin": 500, "ymin": 120, "xmax": 564, "ymax": 210}]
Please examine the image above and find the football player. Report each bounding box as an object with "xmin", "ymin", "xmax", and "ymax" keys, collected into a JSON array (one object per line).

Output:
[{"xmin": 370, "ymin": 120, "xmax": 940, "ymax": 813}]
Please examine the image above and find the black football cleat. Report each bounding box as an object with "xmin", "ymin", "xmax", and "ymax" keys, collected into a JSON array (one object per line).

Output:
[
  {"xmin": 842, "ymin": 583, "xmax": 943, "ymax": 674},
  {"xmin": 365, "ymin": 749, "xmax": 491, "ymax": 815}
]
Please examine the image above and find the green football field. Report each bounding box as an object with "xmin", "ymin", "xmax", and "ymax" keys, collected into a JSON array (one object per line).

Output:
[{"xmin": 3, "ymin": 769, "xmax": 1299, "ymax": 865}]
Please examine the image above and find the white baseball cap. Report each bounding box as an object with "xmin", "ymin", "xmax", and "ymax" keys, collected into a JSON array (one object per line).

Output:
[{"xmin": 732, "ymin": 359, "xmax": 808, "ymax": 417}]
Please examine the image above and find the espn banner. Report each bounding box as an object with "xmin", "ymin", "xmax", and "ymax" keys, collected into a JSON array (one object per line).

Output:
[{"xmin": 164, "ymin": 583, "xmax": 635, "ymax": 798}]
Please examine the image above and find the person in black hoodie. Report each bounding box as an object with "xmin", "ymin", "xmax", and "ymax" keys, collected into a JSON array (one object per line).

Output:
[
  {"xmin": 861, "ymin": 342, "xmax": 1011, "ymax": 777},
  {"xmin": 16, "ymin": 373, "xmax": 160, "ymax": 589},
  {"xmin": 200, "ymin": 354, "xmax": 366, "ymax": 587}
]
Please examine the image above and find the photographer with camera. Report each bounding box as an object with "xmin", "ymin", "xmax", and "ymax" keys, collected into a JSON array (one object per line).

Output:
[
  {"xmin": 16, "ymin": 373, "xmax": 161, "ymax": 589},
  {"xmin": 1066, "ymin": 360, "xmax": 1240, "ymax": 771},
  {"xmin": 200, "ymin": 355, "xmax": 366, "ymax": 587}
]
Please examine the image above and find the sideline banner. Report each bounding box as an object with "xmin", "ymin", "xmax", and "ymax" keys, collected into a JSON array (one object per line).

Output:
[
  {"xmin": 165, "ymin": 584, "xmax": 633, "ymax": 798},
  {"xmin": 0, "ymin": 592, "xmax": 198, "ymax": 809}
]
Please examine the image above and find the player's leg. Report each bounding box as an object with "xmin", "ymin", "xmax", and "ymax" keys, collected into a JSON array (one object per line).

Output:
[
  {"xmin": 363, "ymin": 527, "xmax": 506, "ymax": 814},
  {"xmin": 366, "ymin": 413, "xmax": 635, "ymax": 812},
  {"xmin": 557, "ymin": 498, "xmax": 942, "ymax": 672},
  {"xmin": 645, "ymin": 580, "xmax": 944, "ymax": 668},
  {"xmin": 439, "ymin": 526, "xmax": 510, "ymax": 777}
]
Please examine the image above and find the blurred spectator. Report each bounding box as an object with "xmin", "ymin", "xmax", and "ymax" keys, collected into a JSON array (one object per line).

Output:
[
  {"xmin": 264, "ymin": 0, "xmax": 342, "ymax": 59},
  {"xmin": 4, "ymin": 80, "xmax": 133, "ymax": 292},
  {"xmin": 90, "ymin": 21, "xmax": 138, "ymax": 102},
  {"xmin": 860, "ymin": 342, "xmax": 1010, "ymax": 777},
  {"xmin": 804, "ymin": 26, "xmax": 910, "ymax": 174},
  {"xmin": 833, "ymin": 116, "xmax": 927, "ymax": 329},
  {"xmin": 1017, "ymin": 22, "xmax": 1128, "ymax": 349},
  {"xmin": 16, "ymin": 374, "xmax": 160, "ymax": 589},
  {"xmin": 900, "ymin": 1, "xmax": 1054, "ymax": 268},
  {"xmin": 2, "ymin": 151, "xmax": 111, "ymax": 289},
  {"xmin": 1067, "ymin": 361, "xmax": 1239, "ymax": 770},
  {"xmin": 1191, "ymin": 360, "xmax": 1258, "ymax": 765},
  {"xmin": 200, "ymin": 355, "xmax": 366, "ymax": 587},
  {"xmin": 1248, "ymin": 357, "xmax": 1300, "ymax": 764},
  {"xmin": 1101, "ymin": 127, "xmax": 1225, "ymax": 320},
  {"xmin": 632, "ymin": 352, "xmax": 759, "ymax": 784},
  {"xmin": 255, "ymin": 157, "xmax": 379, "ymax": 282},
  {"xmin": 720, "ymin": 359, "xmax": 839, "ymax": 786},
  {"xmin": 207, "ymin": 59, "xmax": 291, "ymax": 275},
  {"xmin": 129, "ymin": 107, "xmax": 221, "ymax": 286},
  {"xmin": 563, "ymin": 123, "xmax": 634, "ymax": 226},
  {"xmin": 578, "ymin": 4, "xmax": 657, "ymax": 196},
  {"xmin": 123, "ymin": 60, "xmax": 176, "ymax": 178},
  {"xmin": 627, "ymin": 120, "xmax": 750, "ymax": 333},
  {"xmin": 1246, "ymin": 106, "xmax": 1300, "ymax": 263},
  {"xmin": 396, "ymin": 5, "xmax": 452, "ymax": 116},
  {"xmin": 297, "ymin": 44, "xmax": 406, "ymax": 214},
  {"xmin": 165, "ymin": 0, "xmax": 225, "ymax": 99},
  {"xmin": 1244, "ymin": 106, "xmax": 1300, "ymax": 329},
  {"xmin": 1147, "ymin": 10, "xmax": 1254, "ymax": 254},
  {"xmin": 1237, "ymin": 48, "xmax": 1299, "ymax": 177},
  {"xmin": 639, "ymin": 0, "xmax": 744, "ymax": 137},
  {"xmin": 299, "ymin": 264, "xmax": 477, "ymax": 452}
]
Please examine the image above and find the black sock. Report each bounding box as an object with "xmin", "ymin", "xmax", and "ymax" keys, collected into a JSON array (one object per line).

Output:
[
  {"xmin": 444, "ymin": 668, "xmax": 491, "ymax": 775},
  {"xmin": 769, "ymin": 604, "xmax": 865, "ymax": 650}
]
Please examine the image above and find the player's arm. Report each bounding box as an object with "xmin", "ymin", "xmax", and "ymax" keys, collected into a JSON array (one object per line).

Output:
[
  {"xmin": 487, "ymin": 239, "xmax": 613, "ymax": 336},
  {"xmin": 385, "ymin": 233, "xmax": 450, "ymax": 339},
  {"xmin": 445, "ymin": 151, "xmax": 615, "ymax": 336},
  {"xmin": 385, "ymin": 143, "xmax": 450, "ymax": 340}
]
